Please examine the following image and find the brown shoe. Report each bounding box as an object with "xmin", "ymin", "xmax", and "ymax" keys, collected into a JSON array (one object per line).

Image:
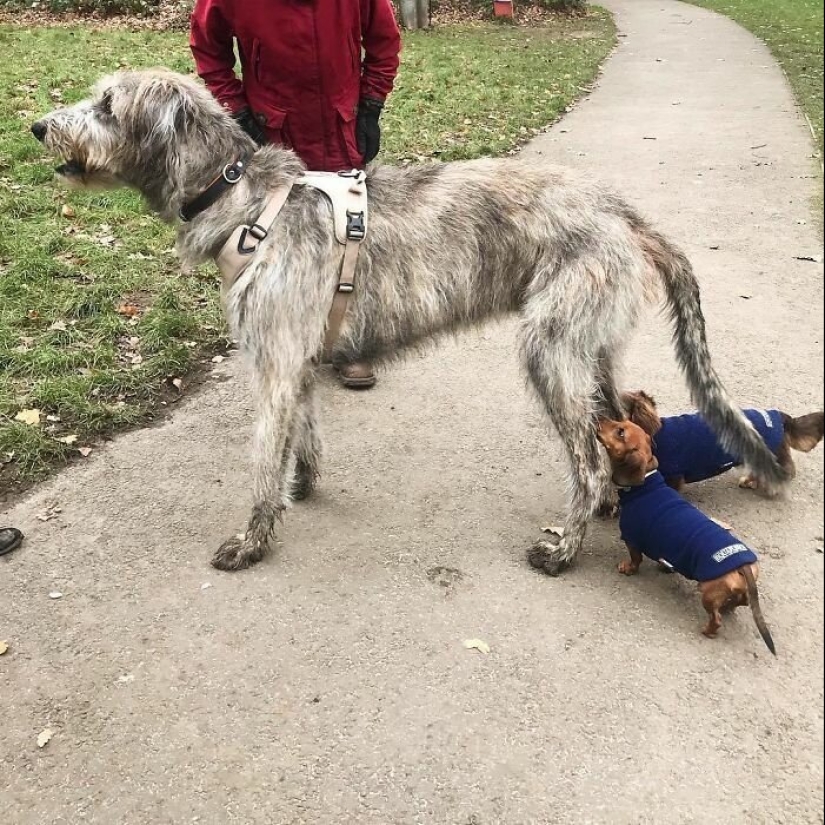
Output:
[{"xmin": 337, "ymin": 361, "xmax": 376, "ymax": 390}]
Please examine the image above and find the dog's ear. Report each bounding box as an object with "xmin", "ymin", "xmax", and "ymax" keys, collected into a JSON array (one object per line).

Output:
[
  {"xmin": 625, "ymin": 391, "xmax": 662, "ymax": 436},
  {"xmin": 119, "ymin": 71, "xmax": 198, "ymax": 141}
]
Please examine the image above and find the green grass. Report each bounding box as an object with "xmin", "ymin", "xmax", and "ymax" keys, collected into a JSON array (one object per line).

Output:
[
  {"xmin": 688, "ymin": 0, "xmax": 823, "ymax": 156},
  {"xmin": 0, "ymin": 13, "xmax": 614, "ymax": 489}
]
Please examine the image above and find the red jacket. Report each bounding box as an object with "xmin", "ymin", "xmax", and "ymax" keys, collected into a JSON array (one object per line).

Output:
[{"xmin": 190, "ymin": 0, "xmax": 401, "ymax": 171}]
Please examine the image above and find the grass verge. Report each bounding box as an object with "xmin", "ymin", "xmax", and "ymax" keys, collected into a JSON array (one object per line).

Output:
[
  {"xmin": 0, "ymin": 11, "xmax": 614, "ymax": 494},
  {"xmin": 687, "ymin": 0, "xmax": 823, "ymax": 157}
]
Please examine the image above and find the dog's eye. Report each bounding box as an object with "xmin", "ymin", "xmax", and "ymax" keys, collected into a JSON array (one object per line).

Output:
[{"xmin": 617, "ymin": 427, "xmax": 626, "ymax": 440}]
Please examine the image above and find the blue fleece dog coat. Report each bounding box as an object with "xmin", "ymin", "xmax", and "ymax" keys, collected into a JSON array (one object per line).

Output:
[
  {"xmin": 654, "ymin": 408, "xmax": 784, "ymax": 483},
  {"xmin": 618, "ymin": 472, "xmax": 757, "ymax": 582}
]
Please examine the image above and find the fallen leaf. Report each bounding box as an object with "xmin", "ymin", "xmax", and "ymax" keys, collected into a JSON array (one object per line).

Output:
[
  {"xmin": 78, "ymin": 447, "xmax": 93, "ymax": 458},
  {"xmin": 46, "ymin": 415, "xmax": 62, "ymax": 423},
  {"xmin": 48, "ymin": 591, "xmax": 63, "ymax": 600},
  {"xmin": 37, "ymin": 729, "xmax": 53, "ymax": 749},
  {"xmin": 15, "ymin": 409, "xmax": 41, "ymax": 427},
  {"xmin": 57, "ymin": 435, "xmax": 78, "ymax": 446},
  {"xmin": 117, "ymin": 674, "xmax": 135, "ymax": 684},
  {"xmin": 60, "ymin": 204, "xmax": 75, "ymax": 218},
  {"xmin": 463, "ymin": 639, "xmax": 491, "ymax": 655},
  {"xmin": 211, "ymin": 355, "xmax": 225, "ymax": 364},
  {"xmin": 117, "ymin": 303, "xmax": 141, "ymax": 318},
  {"xmin": 0, "ymin": 641, "xmax": 8, "ymax": 655},
  {"xmin": 36, "ymin": 505, "xmax": 62, "ymax": 522},
  {"xmin": 201, "ymin": 582, "xmax": 213, "ymax": 591},
  {"xmin": 49, "ymin": 320, "xmax": 68, "ymax": 332},
  {"xmin": 541, "ymin": 525, "xmax": 565, "ymax": 538},
  {"xmin": 794, "ymin": 254, "xmax": 823, "ymax": 263}
]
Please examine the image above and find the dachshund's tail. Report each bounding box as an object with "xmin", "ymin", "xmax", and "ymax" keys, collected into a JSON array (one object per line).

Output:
[{"xmin": 743, "ymin": 565, "xmax": 776, "ymax": 656}]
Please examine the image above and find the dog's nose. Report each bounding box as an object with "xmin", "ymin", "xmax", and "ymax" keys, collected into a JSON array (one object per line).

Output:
[{"xmin": 31, "ymin": 121, "xmax": 48, "ymax": 142}]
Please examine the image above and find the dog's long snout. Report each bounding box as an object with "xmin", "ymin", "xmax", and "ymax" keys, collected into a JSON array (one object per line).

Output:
[{"xmin": 31, "ymin": 120, "xmax": 48, "ymax": 142}]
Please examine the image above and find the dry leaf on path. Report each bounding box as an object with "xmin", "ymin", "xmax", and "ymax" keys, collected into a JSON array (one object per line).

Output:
[
  {"xmin": 57, "ymin": 435, "xmax": 78, "ymax": 446},
  {"xmin": 463, "ymin": 639, "xmax": 491, "ymax": 655},
  {"xmin": 37, "ymin": 729, "xmax": 54, "ymax": 749},
  {"xmin": 60, "ymin": 204, "xmax": 75, "ymax": 218},
  {"xmin": 0, "ymin": 641, "xmax": 8, "ymax": 656},
  {"xmin": 14, "ymin": 409, "xmax": 41, "ymax": 427},
  {"xmin": 78, "ymin": 447, "xmax": 93, "ymax": 458}
]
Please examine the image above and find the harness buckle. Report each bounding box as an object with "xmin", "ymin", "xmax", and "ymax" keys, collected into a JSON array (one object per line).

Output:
[
  {"xmin": 237, "ymin": 223, "xmax": 267, "ymax": 255},
  {"xmin": 346, "ymin": 210, "xmax": 366, "ymax": 241},
  {"xmin": 337, "ymin": 283, "xmax": 355, "ymax": 294}
]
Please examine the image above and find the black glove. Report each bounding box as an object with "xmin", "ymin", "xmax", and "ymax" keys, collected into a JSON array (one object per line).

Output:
[
  {"xmin": 356, "ymin": 97, "xmax": 384, "ymax": 164},
  {"xmin": 233, "ymin": 107, "xmax": 267, "ymax": 147}
]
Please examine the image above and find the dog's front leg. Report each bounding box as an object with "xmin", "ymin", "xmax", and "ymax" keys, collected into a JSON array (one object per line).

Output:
[
  {"xmin": 213, "ymin": 373, "xmax": 301, "ymax": 571},
  {"xmin": 289, "ymin": 376, "xmax": 323, "ymax": 502}
]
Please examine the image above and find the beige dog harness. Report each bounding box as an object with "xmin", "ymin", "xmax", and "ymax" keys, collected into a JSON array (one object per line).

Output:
[{"xmin": 216, "ymin": 169, "xmax": 368, "ymax": 359}]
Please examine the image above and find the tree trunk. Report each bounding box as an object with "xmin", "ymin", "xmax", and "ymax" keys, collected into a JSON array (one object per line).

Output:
[
  {"xmin": 416, "ymin": 0, "xmax": 430, "ymax": 29},
  {"xmin": 399, "ymin": 0, "xmax": 419, "ymax": 28}
]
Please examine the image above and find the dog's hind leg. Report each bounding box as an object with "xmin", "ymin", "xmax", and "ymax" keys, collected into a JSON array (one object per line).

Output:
[
  {"xmin": 522, "ymin": 325, "xmax": 607, "ymax": 576},
  {"xmin": 212, "ymin": 367, "xmax": 303, "ymax": 571},
  {"xmin": 595, "ymin": 347, "xmax": 626, "ymax": 421},
  {"xmin": 594, "ymin": 347, "xmax": 624, "ymax": 518}
]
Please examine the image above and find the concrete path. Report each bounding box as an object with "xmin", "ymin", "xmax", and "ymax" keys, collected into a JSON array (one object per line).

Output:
[{"xmin": 2, "ymin": 2, "xmax": 823, "ymax": 822}]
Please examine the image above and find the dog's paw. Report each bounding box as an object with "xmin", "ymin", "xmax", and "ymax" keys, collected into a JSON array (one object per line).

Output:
[
  {"xmin": 528, "ymin": 537, "xmax": 573, "ymax": 577},
  {"xmin": 596, "ymin": 489, "xmax": 620, "ymax": 520},
  {"xmin": 618, "ymin": 560, "xmax": 639, "ymax": 576},
  {"xmin": 597, "ymin": 501, "xmax": 620, "ymax": 520},
  {"xmin": 212, "ymin": 533, "xmax": 267, "ymax": 571},
  {"xmin": 291, "ymin": 462, "xmax": 317, "ymax": 502},
  {"xmin": 738, "ymin": 475, "xmax": 759, "ymax": 491}
]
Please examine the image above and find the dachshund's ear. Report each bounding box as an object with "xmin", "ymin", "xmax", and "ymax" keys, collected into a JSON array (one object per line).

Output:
[{"xmin": 625, "ymin": 391, "xmax": 662, "ymax": 436}]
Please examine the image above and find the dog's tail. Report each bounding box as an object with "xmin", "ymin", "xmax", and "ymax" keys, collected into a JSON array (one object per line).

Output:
[
  {"xmin": 783, "ymin": 411, "xmax": 825, "ymax": 453},
  {"xmin": 742, "ymin": 565, "xmax": 776, "ymax": 656},
  {"xmin": 639, "ymin": 227, "xmax": 788, "ymax": 493}
]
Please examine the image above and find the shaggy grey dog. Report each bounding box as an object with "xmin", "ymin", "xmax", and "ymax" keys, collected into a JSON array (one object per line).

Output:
[{"xmin": 32, "ymin": 70, "xmax": 785, "ymax": 574}]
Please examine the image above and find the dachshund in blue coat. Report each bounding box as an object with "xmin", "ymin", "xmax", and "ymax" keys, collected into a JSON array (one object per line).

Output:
[
  {"xmin": 621, "ymin": 390, "xmax": 823, "ymax": 492},
  {"xmin": 597, "ymin": 417, "xmax": 776, "ymax": 653}
]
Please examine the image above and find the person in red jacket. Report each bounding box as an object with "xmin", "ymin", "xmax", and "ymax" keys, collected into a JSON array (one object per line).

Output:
[{"xmin": 190, "ymin": 0, "xmax": 401, "ymax": 390}]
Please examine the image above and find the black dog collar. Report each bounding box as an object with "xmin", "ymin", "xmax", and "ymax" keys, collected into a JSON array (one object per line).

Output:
[{"xmin": 179, "ymin": 156, "xmax": 249, "ymax": 223}]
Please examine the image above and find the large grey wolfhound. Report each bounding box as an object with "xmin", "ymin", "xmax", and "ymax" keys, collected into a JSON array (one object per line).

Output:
[{"xmin": 33, "ymin": 70, "xmax": 785, "ymax": 573}]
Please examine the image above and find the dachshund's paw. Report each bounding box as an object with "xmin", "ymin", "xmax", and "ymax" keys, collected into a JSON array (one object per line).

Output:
[
  {"xmin": 212, "ymin": 533, "xmax": 268, "ymax": 571},
  {"xmin": 528, "ymin": 537, "xmax": 573, "ymax": 577},
  {"xmin": 738, "ymin": 474, "xmax": 759, "ymax": 490},
  {"xmin": 618, "ymin": 560, "xmax": 640, "ymax": 576}
]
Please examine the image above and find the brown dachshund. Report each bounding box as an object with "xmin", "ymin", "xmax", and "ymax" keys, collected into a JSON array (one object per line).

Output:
[
  {"xmin": 597, "ymin": 417, "xmax": 776, "ymax": 653},
  {"xmin": 621, "ymin": 390, "xmax": 824, "ymax": 491}
]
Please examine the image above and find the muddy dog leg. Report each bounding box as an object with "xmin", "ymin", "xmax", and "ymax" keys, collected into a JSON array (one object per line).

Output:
[
  {"xmin": 213, "ymin": 368, "xmax": 302, "ymax": 571},
  {"xmin": 523, "ymin": 332, "xmax": 606, "ymax": 576},
  {"xmin": 595, "ymin": 347, "xmax": 625, "ymax": 518},
  {"xmin": 290, "ymin": 376, "xmax": 323, "ymax": 502}
]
